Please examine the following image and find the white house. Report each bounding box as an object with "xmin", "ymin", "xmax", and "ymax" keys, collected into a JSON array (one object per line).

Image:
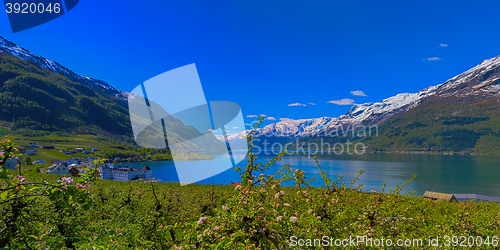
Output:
[
  {"xmin": 4, "ymin": 158, "xmax": 17, "ymax": 169},
  {"xmin": 33, "ymin": 159, "xmax": 46, "ymax": 164},
  {"xmin": 98, "ymin": 165, "xmax": 152, "ymax": 182},
  {"xmin": 92, "ymin": 148, "xmax": 99, "ymax": 152},
  {"xmin": 3, "ymin": 156, "xmax": 22, "ymax": 169},
  {"xmin": 46, "ymin": 163, "xmax": 70, "ymax": 175},
  {"xmin": 75, "ymin": 148, "xmax": 84, "ymax": 152}
]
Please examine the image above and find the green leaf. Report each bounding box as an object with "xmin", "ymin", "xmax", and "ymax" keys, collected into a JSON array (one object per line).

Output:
[{"xmin": 24, "ymin": 196, "xmax": 37, "ymax": 201}]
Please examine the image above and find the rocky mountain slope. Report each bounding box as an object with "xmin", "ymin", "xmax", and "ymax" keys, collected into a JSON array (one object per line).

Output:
[
  {"xmin": 0, "ymin": 36, "xmax": 127, "ymax": 99},
  {"xmin": 222, "ymin": 55, "xmax": 500, "ymax": 152},
  {"xmin": 0, "ymin": 36, "xmax": 226, "ymax": 152}
]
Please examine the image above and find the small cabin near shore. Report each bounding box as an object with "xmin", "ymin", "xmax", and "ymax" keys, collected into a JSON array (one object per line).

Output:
[{"xmin": 423, "ymin": 191, "xmax": 458, "ymax": 202}]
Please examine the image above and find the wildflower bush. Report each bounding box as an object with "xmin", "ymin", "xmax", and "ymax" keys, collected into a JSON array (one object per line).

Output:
[
  {"xmin": 0, "ymin": 139, "xmax": 97, "ymax": 249},
  {"xmin": 0, "ymin": 120, "xmax": 500, "ymax": 249},
  {"xmin": 171, "ymin": 117, "xmax": 500, "ymax": 249}
]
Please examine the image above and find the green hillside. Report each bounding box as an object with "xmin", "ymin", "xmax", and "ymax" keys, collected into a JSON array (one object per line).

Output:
[
  {"xmin": 0, "ymin": 52, "xmax": 131, "ymax": 137},
  {"xmin": 362, "ymin": 94, "xmax": 500, "ymax": 154},
  {"xmin": 270, "ymin": 93, "xmax": 500, "ymax": 154},
  {"xmin": 0, "ymin": 53, "xmax": 226, "ymax": 154}
]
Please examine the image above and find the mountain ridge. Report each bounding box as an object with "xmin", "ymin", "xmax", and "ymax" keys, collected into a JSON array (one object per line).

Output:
[
  {"xmin": 220, "ymin": 55, "xmax": 500, "ymax": 151},
  {"xmin": 0, "ymin": 36, "xmax": 226, "ymax": 153},
  {"xmin": 0, "ymin": 36, "xmax": 128, "ymax": 99}
]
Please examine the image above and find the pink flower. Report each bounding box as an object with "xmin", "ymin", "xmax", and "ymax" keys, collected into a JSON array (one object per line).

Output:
[
  {"xmin": 290, "ymin": 217, "xmax": 298, "ymax": 223},
  {"xmin": 284, "ymin": 203, "xmax": 290, "ymax": 207},
  {"xmin": 276, "ymin": 216, "xmax": 283, "ymax": 221},
  {"xmin": 62, "ymin": 177, "xmax": 73, "ymax": 185},
  {"xmin": 280, "ymin": 190, "xmax": 285, "ymax": 195},
  {"xmin": 197, "ymin": 216, "xmax": 208, "ymax": 225},
  {"xmin": 159, "ymin": 225, "xmax": 163, "ymax": 229},
  {"xmin": 274, "ymin": 193, "xmax": 280, "ymax": 199},
  {"xmin": 76, "ymin": 183, "xmax": 84, "ymax": 189}
]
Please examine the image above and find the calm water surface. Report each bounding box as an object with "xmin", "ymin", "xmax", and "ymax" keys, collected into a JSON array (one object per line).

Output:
[{"xmin": 126, "ymin": 152, "xmax": 500, "ymax": 197}]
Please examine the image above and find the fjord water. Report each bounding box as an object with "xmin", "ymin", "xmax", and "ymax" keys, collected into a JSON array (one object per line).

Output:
[{"xmin": 127, "ymin": 152, "xmax": 500, "ymax": 197}]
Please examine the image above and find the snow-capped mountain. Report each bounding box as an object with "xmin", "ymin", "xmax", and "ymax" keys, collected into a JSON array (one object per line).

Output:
[
  {"xmin": 0, "ymin": 36, "xmax": 127, "ymax": 99},
  {"xmin": 219, "ymin": 55, "xmax": 500, "ymax": 144}
]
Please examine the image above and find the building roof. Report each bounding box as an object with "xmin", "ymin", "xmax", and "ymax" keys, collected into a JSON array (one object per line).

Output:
[
  {"xmin": 423, "ymin": 191, "xmax": 457, "ymax": 202},
  {"xmin": 48, "ymin": 162, "xmax": 68, "ymax": 171},
  {"xmin": 107, "ymin": 165, "xmax": 152, "ymax": 172}
]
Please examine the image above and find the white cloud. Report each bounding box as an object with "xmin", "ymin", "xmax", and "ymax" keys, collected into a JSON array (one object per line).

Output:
[
  {"xmin": 327, "ymin": 98, "xmax": 355, "ymax": 105},
  {"xmin": 232, "ymin": 127, "xmax": 238, "ymax": 129},
  {"xmin": 208, "ymin": 129, "xmax": 217, "ymax": 132},
  {"xmin": 259, "ymin": 114, "xmax": 267, "ymax": 117},
  {"xmin": 308, "ymin": 102, "xmax": 316, "ymax": 105},
  {"xmin": 350, "ymin": 90, "xmax": 367, "ymax": 96},
  {"xmin": 423, "ymin": 57, "xmax": 442, "ymax": 61},
  {"xmin": 246, "ymin": 115, "xmax": 258, "ymax": 118},
  {"xmin": 280, "ymin": 118, "xmax": 294, "ymax": 122},
  {"xmin": 288, "ymin": 103, "xmax": 306, "ymax": 106},
  {"xmin": 439, "ymin": 44, "xmax": 448, "ymax": 47},
  {"xmin": 267, "ymin": 116, "xmax": 277, "ymax": 120},
  {"xmin": 245, "ymin": 123, "xmax": 251, "ymax": 126}
]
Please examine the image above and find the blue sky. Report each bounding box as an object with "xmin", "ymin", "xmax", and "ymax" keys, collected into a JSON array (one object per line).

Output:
[{"xmin": 1, "ymin": 0, "xmax": 500, "ymax": 128}]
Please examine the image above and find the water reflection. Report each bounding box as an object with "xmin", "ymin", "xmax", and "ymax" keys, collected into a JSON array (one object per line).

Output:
[{"xmin": 126, "ymin": 152, "xmax": 500, "ymax": 197}]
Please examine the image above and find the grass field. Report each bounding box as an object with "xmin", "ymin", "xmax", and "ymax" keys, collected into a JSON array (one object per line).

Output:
[
  {"xmin": 4, "ymin": 134, "xmax": 141, "ymax": 161},
  {"xmin": 3, "ymin": 168, "xmax": 500, "ymax": 249}
]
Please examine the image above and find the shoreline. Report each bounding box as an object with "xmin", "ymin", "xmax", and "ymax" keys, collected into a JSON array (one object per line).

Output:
[{"xmin": 248, "ymin": 149, "xmax": 500, "ymax": 156}]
